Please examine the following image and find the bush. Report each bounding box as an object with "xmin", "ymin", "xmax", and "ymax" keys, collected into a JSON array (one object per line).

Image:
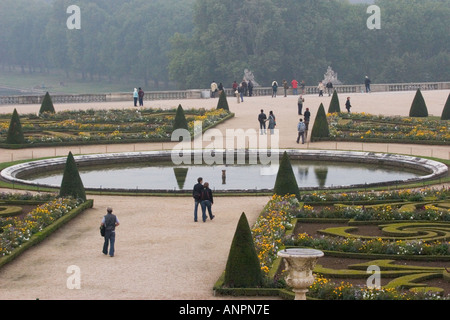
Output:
[
  {"xmin": 273, "ymin": 151, "xmax": 300, "ymax": 200},
  {"xmin": 441, "ymin": 93, "xmax": 450, "ymax": 120},
  {"xmin": 409, "ymin": 89, "xmax": 428, "ymax": 117},
  {"xmin": 173, "ymin": 104, "xmax": 188, "ymax": 131},
  {"xmin": 311, "ymin": 103, "xmax": 330, "ymax": 141},
  {"xmin": 328, "ymin": 90, "xmax": 341, "ymax": 113},
  {"xmin": 59, "ymin": 152, "xmax": 86, "ymax": 201},
  {"xmin": 39, "ymin": 92, "xmax": 55, "ymax": 115},
  {"xmin": 6, "ymin": 109, "xmax": 25, "ymax": 144},
  {"xmin": 217, "ymin": 90, "xmax": 230, "ymax": 111},
  {"xmin": 224, "ymin": 212, "xmax": 263, "ymax": 288}
]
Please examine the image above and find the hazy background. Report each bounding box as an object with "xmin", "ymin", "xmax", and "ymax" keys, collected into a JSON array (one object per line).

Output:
[{"xmin": 0, "ymin": 0, "xmax": 448, "ymax": 94}]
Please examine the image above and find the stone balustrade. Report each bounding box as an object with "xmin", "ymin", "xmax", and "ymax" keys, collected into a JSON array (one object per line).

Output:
[{"xmin": 0, "ymin": 81, "xmax": 448, "ymax": 105}]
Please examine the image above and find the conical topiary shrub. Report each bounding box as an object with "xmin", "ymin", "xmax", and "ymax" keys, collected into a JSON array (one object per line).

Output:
[
  {"xmin": 173, "ymin": 104, "xmax": 189, "ymax": 131},
  {"xmin": 310, "ymin": 103, "xmax": 330, "ymax": 141},
  {"xmin": 59, "ymin": 152, "xmax": 86, "ymax": 201},
  {"xmin": 223, "ymin": 212, "xmax": 263, "ymax": 288},
  {"xmin": 216, "ymin": 90, "xmax": 229, "ymax": 111},
  {"xmin": 39, "ymin": 92, "xmax": 55, "ymax": 115},
  {"xmin": 273, "ymin": 151, "xmax": 300, "ymax": 200},
  {"xmin": 6, "ymin": 109, "xmax": 25, "ymax": 145},
  {"xmin": 441, "ymin": 93, "xmax": 450, "ymax": 120},
  {"xmin": 409, "ymin": 89, "xmax": 428, "ymax": 117},
  {"xmin": 328, "ymin": 90, "xmax": 341, "ymax": 113}
]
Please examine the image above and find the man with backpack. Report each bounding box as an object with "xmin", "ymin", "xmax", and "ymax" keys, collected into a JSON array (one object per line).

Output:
[
  {"xmin": 296, "ymin": 118, "xmax": 306, "ymax": 144},
  {"xmin": 101, "ymin": 207, "xmax": 120, "ymax": 257}
]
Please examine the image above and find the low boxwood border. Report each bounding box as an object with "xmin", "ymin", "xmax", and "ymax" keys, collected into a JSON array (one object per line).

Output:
[{"xmin": 0, "ymin": 199, "xmax": 94, "ymax": 269}]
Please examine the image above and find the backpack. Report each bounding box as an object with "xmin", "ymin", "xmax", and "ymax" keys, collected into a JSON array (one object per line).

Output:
[{"xmin": 298, "ymin": 122, "xmax": 306, "ymax": 133}]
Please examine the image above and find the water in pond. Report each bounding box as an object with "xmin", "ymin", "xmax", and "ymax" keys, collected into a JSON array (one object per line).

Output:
[{"xmin": 24, "ymin": 160, "xmax": 423, "ymax": 190}]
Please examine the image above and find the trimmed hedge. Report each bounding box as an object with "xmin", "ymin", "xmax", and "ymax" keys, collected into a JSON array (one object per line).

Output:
[
  {"xmin": 273, "ymin": 151, "xmax": 300, "ymax": 200},
  {"xmin": 6, "ymin": 109, "xmax": 25, "ymax": 145},
  {"xmin": 39, "ymin": 92, "xmax": 55, "ymax": 115},
  {"xmin": 310, "ymin": 103, "xmax": 329, "ymax": 141},
  {"xmin": 223, "ymin": 212, "xmax": 263, "ymax": 288},
  {"xmin": 409, "ymin": 89, "xmax": 428, "ymax": 117},
  {"xmin": 59, "ymin": 152, "xmax": 87, "ymax": 201}
]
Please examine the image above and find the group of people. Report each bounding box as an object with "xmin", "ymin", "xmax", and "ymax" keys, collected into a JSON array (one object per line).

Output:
[
  {"xmin": 133, "ymin": 87, "xmax": 145, "ymax": 107},
  {"xmin": 272, "ymin": 79, "xmax": 306, "ymax": 97},
  {"xmin": 192, "ymin": 177, "xmax": 215, "ymax": 222},
  {"xmin": 232, "ymin": 79, "xmax": 255, "ymax": 102}
]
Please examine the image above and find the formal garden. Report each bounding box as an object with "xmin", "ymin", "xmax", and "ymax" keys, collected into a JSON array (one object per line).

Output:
[
  {"xmin": 0, "ymin": 90, "xmax": 449, "ymax": 300},
  {"xmin": 0, "ymin": 92, "xmax": 233, "ymax": 148}
]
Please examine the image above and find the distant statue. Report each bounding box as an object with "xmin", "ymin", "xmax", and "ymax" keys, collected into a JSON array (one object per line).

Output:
[
  {"xmin": 243, "ymin": 69, "xmax": 260, "ymax": 87},
  {"xmin": 323, "ymin": 66, "xmax": 342, "ymax": 85}
]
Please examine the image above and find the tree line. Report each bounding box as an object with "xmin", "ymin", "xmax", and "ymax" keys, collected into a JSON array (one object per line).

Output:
[{"xmin": 0, "ymin": 0, "xmax": 448, "ymax": 90}]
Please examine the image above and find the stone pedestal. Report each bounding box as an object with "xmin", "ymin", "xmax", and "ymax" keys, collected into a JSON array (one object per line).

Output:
[{"xmin": 277, "ymin": 248, "xmax": 324, "ymax": 300}]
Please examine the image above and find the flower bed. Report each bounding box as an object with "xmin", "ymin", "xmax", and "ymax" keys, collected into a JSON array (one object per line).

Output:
[
  {"xmin": 215, "ymin": 188, "xmax": 450, "ymax": 300},
  {"xmin": 324, "ymin": 112, "xmax": 449, "ymax": 144},
  {"xmin": 0, "ymin": 194, "xmax": 93, "ymax": 268},
  {"xmin": 0, "ymin": 107, "xmax": 232, "ymax": 147}
]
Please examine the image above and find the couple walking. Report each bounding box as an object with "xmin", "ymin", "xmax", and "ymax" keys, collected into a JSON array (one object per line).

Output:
[
  {"xmin": 192, "ymin": 177, "xmax": 215, "ymax": 222},
  {"xmin": 258, "ymin": 109, "xmax": 276, "ymax": 135}
]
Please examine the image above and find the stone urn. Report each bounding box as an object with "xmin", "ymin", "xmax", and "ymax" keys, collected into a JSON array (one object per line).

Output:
[{"xmin": 277, "ymin": 248, "xmax": 324, "ymax": 300}]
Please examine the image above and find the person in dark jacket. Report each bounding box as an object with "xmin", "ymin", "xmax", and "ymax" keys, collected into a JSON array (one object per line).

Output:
[
  {"xmin": 138, "ymin": 87, "xmax": 144, "ymax": 106},
  {"xmin": 200, "ymin": 182, "xmax": 215, "ymax": 222},
  {"xmin": 345, "ymin": 97, "xmax": 352, "ymax": 113},
  {"xmin": 101, "ymin": 207, "xmax": 120, "ymax": 257},
  {"xmin": 192, "ymin": 177, "xmax": 204, "ymax": 222}
]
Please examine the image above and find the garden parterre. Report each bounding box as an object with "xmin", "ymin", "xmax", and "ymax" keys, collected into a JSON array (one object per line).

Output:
[
  {"xmin": 327, "ymin": 112, "xmax": 450, "ymax": 143},
  {"xmin": 0, "ymin": 107, "xmax": 231, "ymax": 145},
  {"xmin": 245, "ymin": 188, "xmax": 450, "ymax": 300}
]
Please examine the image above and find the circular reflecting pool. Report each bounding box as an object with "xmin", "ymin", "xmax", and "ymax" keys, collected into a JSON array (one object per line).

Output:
[
  {"xmin": 2, "ymin": 150, "xmax": 446, "ymax": 192},
  {"xmin": 19, "ymin": 160, "xmax": 426, "ymax": 191}
]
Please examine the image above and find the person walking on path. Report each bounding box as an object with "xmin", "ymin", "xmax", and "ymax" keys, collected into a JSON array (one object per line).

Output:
[
  {"xmin": 101, "ymin": 207, "xmax": 120, "ymax": 257},
  {"xmin": 300, "ymin": 80, "xmax": 306, "ymax": 94},
  {"xmin": 248, "ymin": 80, "xmax": 254, "ymax": 97},
  {"xmin": 133, "ymin": 88, "xmax": 138, "ymax": 106},
  {"xmin": 241, "ymin": 80, "xmax": 248, "ymax": 96},
  {"xmin": 192, "ymin": 177, "xmax": 204, "ymax": 222},
  {"xmin": 345, "ymin": 97, "xmax": 352, "ymax": 113},
  {"xmin": 239, "ymin": 84, "xmax": 244, "ymax": 102},
  {"xmin": 283, "ymin": 79, "xmax": 289, "ymax": 97},
  {"xmin": 267, "ymin": 111, "xmax": 276, "ymax": 134},
  {"xmin": 200, "ymin": 182, "xmax": 215, "ymax": 222},
  {"xmin": 258, "ymin": 109, "xmax": 267, "ymax": 134},
  {"xmin": 272, "ymin": 80, "xmax": 278, "ymax": 98},
  {"xmin": 365, "ymin": 76, "xmax": 371, "ymax": 93},
  {"xmin": 296, "ymin": 118, "xmax": 306, "ymax": 144},
  {"xmin": 291, "ymin": 79, "xmax": 299, "ymax": 95},
  {"xmin": 138, "ymin": 88, "xmax": 145, "ymax": 106},
  {"xmin": 317, "ymin": 81, "xmax": 324, "ymax": 97},
  {"xmin": 297, "ymin": 95, "xmax": 304, "ymax": 115},
  {"xmin": 304, "ymin": 108, "xmax": 311, "ymax": 138},
  {"xmin": 326, "ymin": 81, "xmax": 333, "ymax": 96}
]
